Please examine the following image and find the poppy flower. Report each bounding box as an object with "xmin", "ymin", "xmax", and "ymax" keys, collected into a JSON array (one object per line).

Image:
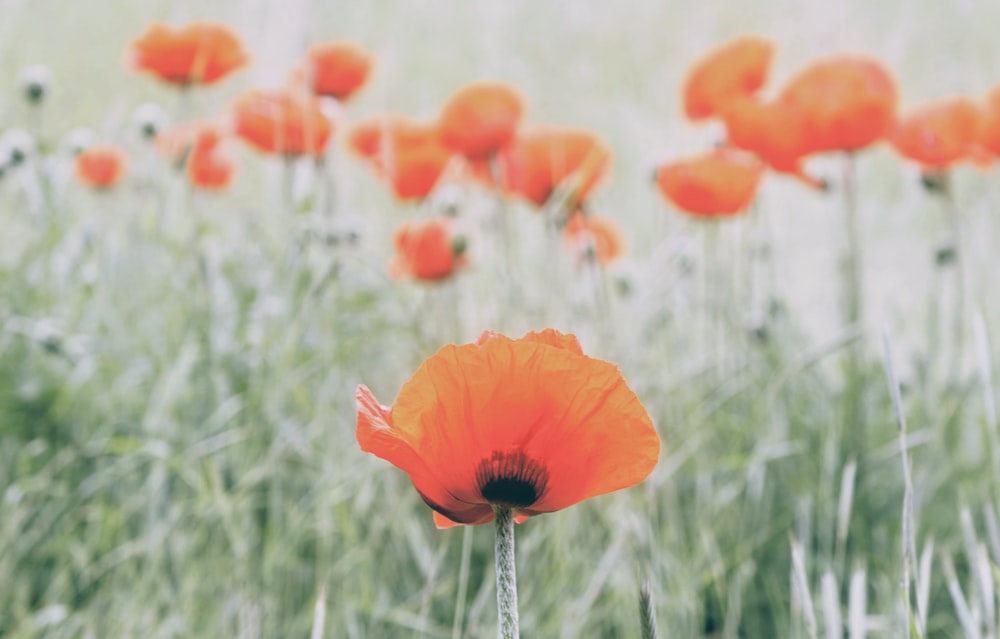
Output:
[
  {"xmin": 492, "ymin": 125, "xmax": 612, "ymax": 207},
  {"xmin": 232, "ymin": 89, "xmax": 335, "ymax": 157},
  {"xmin": 683, "ymin": 35, "xmax": 775, "ymax": 121},
  {"xmin": 720, "ymin": 97, "xmax": 824, "ymax": 189},
  {"xmin": 776, "ymin": 54, "xmax": 897, "ymax": 154},
  {"xmin": 157, "ymin": 123, "xmax": 235, "ymax": 190},
  {"xmin": 75, "ymin": 145, "xmax": 127, "ymax": 189},
  {"xmin": 187, "ymin": 128, "xmax": 235, "ymax": 190},
  {"xmin": 980, "ymin": 85, "xmax": 1000, "ymax": 156},
  {"xmin": 347, "ymin": 115, "xmax": 453, "ymax": 200},
  {"xmin": 562, "ymin": 212, "xmax": 625, "ymax": 265},
  {"xmin": 125, "ymin": 21, "xmax": 248, "ymax": 86},
  {"xmin": 389, "ymin": 217, "xmax": 467, "ymax": 281},
  {"xmin": 356, "ymin": 328, "xmax": 660, "ymax": 527},
  {"xmin": 438, "ymin": 81, "xmax": 525, "ymax": 161},
  {"xmin": 385, "ymin": 145, "xmax": 453, "ymax": 201},
  {"xmin": 347, "ymin": 114, "xmax": 438, "ymax": 160},
  {"xmin": 654, "ymin": 147, "xmax": 763, "ymax": 217},
  {"xmin": 300, "ymin": 42, "xmax": 373, "ymax": 101},
  {"xmin": 890, "ymin": 96, "xmax": 989, "ymax": 169}
]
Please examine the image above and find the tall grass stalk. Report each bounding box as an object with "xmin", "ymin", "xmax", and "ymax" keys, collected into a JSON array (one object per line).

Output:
[{"xmin": 881, "ymin": 331, "xmax": 922, "ymax": 638}]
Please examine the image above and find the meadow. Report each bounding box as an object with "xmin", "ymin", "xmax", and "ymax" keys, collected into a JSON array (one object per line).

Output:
[{"xmin": 2, "ymin": 1, "xmax": 1000, "ymax": 637}]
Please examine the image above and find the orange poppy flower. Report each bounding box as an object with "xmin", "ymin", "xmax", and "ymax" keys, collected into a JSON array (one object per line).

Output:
[
  {"xmin": 302, "ymin": 42, "xmax": 372, "ymax": 101},
  {"xmin": 562, "ymin": 212, "xmax": 625, "ymax": 265},
  {"xmin": 75, "ymin": 145, "xmax": 127, "ymax": 189},
  {"xmin": 384, "ymin": 144, "xmax": 453, "ymax": 201},
  {"xmin": 356, "ymin": 328, "xmax": 660, "ymax": 527},
  {"xmin": 683, "ymin": 35, "xmax": 775, "ymax": 121},
  {"xmin": 438, "ymin": 81, "xmax": 525, "ymax": 161},
  {"xmin": 720, "ymin": 97, "xmax": 824, "ymax": 189},
  {"xmin": 348, "ymin": 115, "xmax": 425, "ymax": 163},
  {"xmin": 980, "ymin": 85, "xmax": 1000, "ymax": 156},
  {"xmin": 346, "ymin": 114, "xmax": 439, "ymax": 164},
  {"xmin": 890, "ymin": 96, "xmax": 990, "ymax": 169},
  {"xmin": 187, "ymin": 127, "xmax": 235, "ymax": 190},
  {"xmin": 777, "ymin": 54, "xmax": 897, "ymax": 154},
  {"xmin": 125, "ymin": 21, "xmax": 248, "ymax": 86},
  {"xmin": 389, "ymin": 217, "xmax": 467, "ymax": 281},
  {"xmin": 654, "ymin": 148, "xmax": 763, "ymax": 217},
  {"xmin": 232, "ymin": 89, "xmax": 335, "ymax": 157},
  {"xmin": 347, "ymin": 115, "xmax": 452, "ymax": 200},
  {"xmin": 492, "ymin": 125, "xmax": 612, "ymax": 207}
]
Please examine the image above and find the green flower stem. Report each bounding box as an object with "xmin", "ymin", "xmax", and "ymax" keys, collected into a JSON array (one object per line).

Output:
[
  {"xmin": 451, "ymin": 524, "xmax": 474, "ymax": 639},
  {"xmin": 493, "ymin": 505, "xmax": 520, "ymax": 639},
  {"xmin": 941, "ymin": 177, "xmax": 966, "ymax": 380},
  {"xmin": 841, "ymin": 152, "xmax": 865, "ymax": 461}
]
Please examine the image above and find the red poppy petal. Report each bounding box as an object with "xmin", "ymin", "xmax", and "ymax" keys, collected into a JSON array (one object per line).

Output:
[
  {"xmin": 389, "ymin": 333, "xmax": 658, "ymax": 517},
  {"xmin": 356, "ymin": 385, "xmax": 479, "ymax": 521}
]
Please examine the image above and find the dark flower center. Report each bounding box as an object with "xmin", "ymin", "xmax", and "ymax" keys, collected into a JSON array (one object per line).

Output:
[{"xmin": 476, "ymin": 451, "xmax": 548, "ymax": 508}]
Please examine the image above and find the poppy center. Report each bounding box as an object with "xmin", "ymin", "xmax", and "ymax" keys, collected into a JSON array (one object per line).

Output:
[{"xmin": 476, "ymin": 451, "xmax": 548, "ymax": 508}]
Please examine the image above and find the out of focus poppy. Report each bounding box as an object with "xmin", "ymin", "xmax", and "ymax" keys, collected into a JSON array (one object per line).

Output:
[
  {"xmin": 654, "ymin": 147, "xmax": 762, "ymax": 217},
  {"xmin": 562, "ymin": 212, "xmax": 625, "ymax": 265},
  {"xmin": 493, "ymin": 125, "xmax": 612, "ymax": 207},
  {"xmin": 683, "ymin": 35, "xmax": 774, "ymax": 121},
  {"xmin": 438, "ymin": 81, "xmax": 525, "ymax": 161},
  {"xmin": 347, "ymin": 115, "xmax": 452, "ymax": 200},
  {"xmin": 980, "ymin": 85, "xmax": 1000, "ymax": 156},
  {"xmin": 187, "ymin": 128, "xmax": 234, "ymax": 190},
  {"xmin": 157, "ymin": 123, "xmax": 235, "ymax": 189},
  {"xmin": 300, "ymin": 42, "xmax": 372, "ymax": 101},
  {"xmin": 232, "ymin": 89, "xmax": 335, "ymax": 157},
  {"xmin": 75, "ymin": 145, "xmax": 127, "ymax": 189},
  {"xmin": 777, "ymin": 54, "xmax": 897, "ymax": 154},
  {"xmin": 721, "ymin": 97, "xmax": 824, "ymax": 188},
  {"xmin": 347, "ymin": 114, "xmax": 439, "ymax": 165},
  {"xmin": 126, "ymin": 21, "xmax": 248, "ymax": 86},
  {"xmin": 385, "ymin": 144, "xmax": 453, "ymax": 201},
  {"xmin": 891, "ymin": 96, "xmax": 989, "ymax": 169},
  {"xmin": 356, "ymin": 328, "xmax": 660, "ymax": 527},
  {"xmin": 347, "ymin": 114, "xmax": 429, "ymax": 159},
  {"xmin": 389, "ymin": 217, "xmax": 467, "ymax": 281}
]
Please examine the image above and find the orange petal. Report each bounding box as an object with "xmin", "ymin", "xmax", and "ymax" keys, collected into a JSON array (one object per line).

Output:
[
  {"xmin": 387, "ymin": 331, "xmax": 659, "ymax": 522},
  {"xmin": 357, "ymin": 385, "xmax": 491, "ymax": 524}
]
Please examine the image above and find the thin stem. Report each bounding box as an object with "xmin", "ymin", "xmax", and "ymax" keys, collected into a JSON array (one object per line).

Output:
[
  {"xmin": 493, "ymin": 505, "xmax": 520, "ymax": 639},
  {"xmin": 841, "ymin": 152, "xmax": 865, "ymax": 456},
  {"xmin": 451, "ymin": 525, "xmax": 474, "ymax": 639},
  {"xmin": 841, "ymin": 152, "xmax": 862, "ymax": 330},
  {"xmin": 488, "ymin": 154, "xmax": 515, "ymax": 280},
  {"xmin": 941, "ymin": 177, "xmax": 966, "ymax": 380},
  {"xmin": 283, "ymin": 156, "xmax": 296, "ymax": 213}
]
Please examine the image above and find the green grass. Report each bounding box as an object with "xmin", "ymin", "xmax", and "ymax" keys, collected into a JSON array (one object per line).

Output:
[{"xmin": 2, "ymin": 1, "xmax": 1000, "ymax": 637}]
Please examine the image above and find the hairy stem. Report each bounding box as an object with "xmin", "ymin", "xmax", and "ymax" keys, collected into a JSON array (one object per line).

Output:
[{"xmin": 493, "ymin": 505, "xmax": 520, "ymax": 639}]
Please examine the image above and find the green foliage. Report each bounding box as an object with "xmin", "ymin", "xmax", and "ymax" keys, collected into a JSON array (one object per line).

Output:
[{"xmin": 2, "ymin": 1, "xmax": 1000, "ymax": 637}]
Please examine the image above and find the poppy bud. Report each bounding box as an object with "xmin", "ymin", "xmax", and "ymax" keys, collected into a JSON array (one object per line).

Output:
[
  {"xmin": 920, "ymin": 170, "xmax": 949, "ymax": 194},
  {"xmin": 934, "ymin": 242, "xmax": 957, "ymax": 267},
  {"xmin": 613, "ymin": 273, "xmax": 633, "ymax": 297},
  {"xmin": 0, "ymin": 129, "xmax": 36, "ymax": 167},
  {"xmin": 19, "ymin": 65, "xmax": 51, "ymax": 105},
  {"xmin": 62, "ymin": 127, "xmax": 96, "ymax": 157},
  {"xmin": 31, "ymin": 318, "xmax": 63, "ymax": 355},
  {"xmin": 746, "ymin": 313, "xmax": 770, "ymax": 343},
  {"xmin": 133, "ymin": 102, "xmax": 170, "ymax": 141},
  {"xmin": 451, "ymin": 234, "xmax": 468, "ymax": 257}
]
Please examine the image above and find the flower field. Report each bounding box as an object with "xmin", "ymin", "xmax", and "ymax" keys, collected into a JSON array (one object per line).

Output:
[{"xmin": 2, "ymin": 1, "xmax": 1000, "ymax": 637}]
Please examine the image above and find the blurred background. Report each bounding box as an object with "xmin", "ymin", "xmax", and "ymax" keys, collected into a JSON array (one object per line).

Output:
[{"xmin": 2, "ymin": 0, "xmax": 1000, "ymax": 637}]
